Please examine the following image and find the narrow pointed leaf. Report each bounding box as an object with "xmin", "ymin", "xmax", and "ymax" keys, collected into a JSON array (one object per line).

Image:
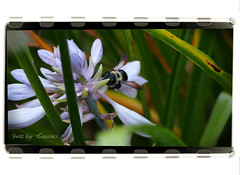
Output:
[
  {"xmin": 163, "ymin": 29, "xmax": 195, "ymax": 129},
  {"xmin": 132, "ymin": 125, "xmax": 186, "ymax": 146},
  {"xmin": 182, "ymin": 29, "xmax": 217, "ymax": 146},
  {"xmin": 8, "ymin": 31, "xmax": 66, "ymax": 137},
  {"xmin": 199, "ymin": 92, "xmax": 232, "ymax": 146},
  {"xmin": 144, "ymin": 29, "xmax": 232, "ymax": 93},
  {"xmin": 57, "ymin": 31, "xmax": 85, "ymax": 146},
  {"xmin": 123, "ymin": 30, "xmax": 151, "ymax": 119},
  {"xmin": 96, "ymin": 124, "xmax": 185, "ymax": 146}
]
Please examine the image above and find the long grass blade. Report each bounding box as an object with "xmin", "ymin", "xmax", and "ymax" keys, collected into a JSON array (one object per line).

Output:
[
  {"xmin": 8, "ymin": 31, "xmax": 66, "ymax": 137},
  {"xmin": 181, "ymin": 29, "xmax": 217, "ymax": 146},
  {"xmin": 123, "ymin": 30, "xmax": 135, "ymax": 60},
  {"xmin": 96, "ymin": 124, "xmax": 185, "ymax": 146},
  {"xmin": 123, "ymin": 30, "xmax": 151, "ymax": 120},
  {"xmin": 144, "ymin": 29, "xmax": 232, "ymax": 93},
  {"xmin": 57, "ymin": 31, "xmax": 85, "ymax": 145},
  {"xmin": 132, "ymin": 125, "xmax": 186, "ymax": 146},
  {"xmin": 182, "ymin": 66, "xmax": 207, "ymax": 146},
  {"xmin": 163, "ymin": 29, "xmax": 195, "ymax": 129},
  {"xmin": 199, "ymin": 92, "xmax": 232, "ymax": 146},
  {"xmin": 131, "ymin": 30, "xmax": 164, "ymax": 122}
]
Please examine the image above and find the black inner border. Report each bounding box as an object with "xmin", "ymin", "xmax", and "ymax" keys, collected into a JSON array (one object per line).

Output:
[
  {"xmin": 5, "ymin": 22, "xmax": 233, "ymax": 154},
  {"xmin": 6, "ymin": 21, "xmax": 233, "ymax": 30}
]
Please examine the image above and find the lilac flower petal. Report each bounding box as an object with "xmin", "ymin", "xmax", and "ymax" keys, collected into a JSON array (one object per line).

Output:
[
  {"xmin": 55, "ymin": 58, "xmax": 62, "ymax": 69},
  {"xmin": 56, "ymin": 94, "xmax": 66, "ymax": 100},
  {"xmin": 97, "ymin": 85, "xmax": 108, "ymax": 94},
  {"xmin": 11, "ymin": 69, "xmax": 58, "ymax": 94},
  {"xmin": 39, "ymin": 76, "xmax": 58, "ymax": 92},
  {"xmin": 115, "ymin": 103, "xmax": 154, "ymax": 126},
  {"xmin": 70, "ymin": 54, "xmax": 82, "ymax": 75},
  {"xmin": 67, "ymin": 40, "xmax": 77, "ymax": 54},
  {"xmin": 60, "ymin": 111, "xmax": 69, "ymax": 120},
  {"xmin": 74, "ymin": 83, "xmax": 83, "ymax": 94},
  {"xmin": 11, "ymin": 69, "xmax": 31, "ymax": 86},
  {"xmin": 89, "ymin": 64, "xmax": 102, "ymax": 82},
  {"xmin": 99, "ymin": 93, "xmax": 155, "ymax": 126},
  {"xmin": 114, "ymin": 84, "xmax": 137, "ymax": 98},
  {"xmin": 100, "ymin": 93, "xmax": 154, "ymax": 137},
  {"xmin": 74, "ymin": 87, "xmax": 82, "ymax": 96},
  {"xmin": 16, "ymin": 98, "xmax": 41, "ymax": 108},
  {"xmin": 82, "ymin": 105, "xmax": 89, "ymax": 113},
  {"xmin": 8, "ymin": 84, "xmax": 36, "ymax": 101},
  {"xmin": 91, "ymin": 39, "xmax": 103, "ymax": 67},
  {"xmin": 83, "ymin": 113, "xmax": 95, "ymax": 123},
  {"xmin": 60, "ymin": 112, "xmax": 94, "ymax": 123},
  {"xmin": 84, "ymin": 56, "xmax": 94, "ymax": 80},
  {"xmin": 47, "ymin": 58, "xmax": 57, "ymax": 68},
  {"xmin": 100, "ymin": 113, "xmax": 117, "ymax": 120},
  {"xmin": 41, "ymin": 68, "xmax": 54, "ymax": 80},
  {"xmin": 67, "ymin": 40, "xmax": 85, "ymax": 62},
  {"xmin": 61, "ymin": 124, "xmax": 74, "ymax": 143},
  {"xmin": 72, "ymin": 72, "xmax": 79, "ymax": 81},
  {"xmin": 67, "ymin": 40, "xmax": 79, "ymax": 55},
  {"xmin": 121, "ymin": 61, "xmax": 140, "ymax": 77},
  {"xmin": 16, "ymin": 94, "xmax": 58, "ymax": 108},
  {"xmin": 129, "ymin": 76, "xmax": 147, "ymax": 86},
  {"xmin": 8, "ymin": 106, "xmax": 46, "ymax": 130},
  {"xmin": 82, "ymin": 53, "xmax": 88, "ymax": 73},
  {"xmin": 52, "ymin": 67, "xmax": 63, "ymax": 76},
  {"xmin": 77, "ymin": 102, "xmax": 83, "ymax": 125},
  {"xmin": 37, "ymin": 49, "xmax": 54, "ymax": 65},
  {"xmin": 53, "ymin": 46, "xmax": 60, "ymax": 59},
  {"xmin": 60, "ymin": 100, "xmax": 84, "ymax": 125},
  {"xmin": 40, "ymin": 68, "xmax": 63, "ymax": 82}
]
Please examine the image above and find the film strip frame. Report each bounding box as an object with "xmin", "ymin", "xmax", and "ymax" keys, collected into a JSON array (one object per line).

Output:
[{"xmin": 5, "ymin": 18, "xmax": 234, "ymax": 155}]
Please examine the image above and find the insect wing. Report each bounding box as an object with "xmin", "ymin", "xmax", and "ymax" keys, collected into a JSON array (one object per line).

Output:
[
  {"xmin": 121, "ymin": 81, "xmax": 142, "ymax": 90},
  {"xmin": 113, "ymin": 54, "xmax": 128, "ymax": 70}
]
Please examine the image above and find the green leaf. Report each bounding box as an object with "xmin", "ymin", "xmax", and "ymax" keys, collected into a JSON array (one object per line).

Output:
[
  {"xmin": 144, "ymin": 29, "xmax": 232, "ymax": 93},
  {"xmin": 132, "ymin": 125, "xmax": 186, "ymax": 146},
  {"xmin": 8, "ymin": 31, "xmax": 66, "ymax": 137},
  {"xmin": 57, "ymin": 31, "xmax": 85, "ymax": 146},
  {"xmin": 96, "ymin": 125, "xmax": 186, "ymax": 146},
  {"xmin": 96, "ymin": 30, "xmax": 121, "ymax": 64},
  {"xmin": 199, "ymin": 92, "xmax": 232, "ymax": 146},
  {"xmin": 181, "ymin": 29, "xmax": 217, "ymax": 146},
  {"xmin": 96, "ymin": 126, "xmax": 131, "ymax": 146},
  {"xmin": 85, "ymin": 93, "xmax": 109, "ymax": 130},
  {"xmin": 123, "ymin": 30, "xmax": 135, "ymax": 60},
  {"xmin": 123, "ymin": 29, "xmax": 151, "ymax": 120},
  {"xmin": 131, "ymin": 30, "xmax": 164, "ymax": 122},
  {"xmin": 163, "ymin": 29, "xmax": 195, "ymax": 129}
]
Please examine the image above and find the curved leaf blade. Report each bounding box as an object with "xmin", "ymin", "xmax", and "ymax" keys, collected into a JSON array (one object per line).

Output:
[
  {"xmin": 96, "ymin": 124, "xmax": 186, "ymax": 146},
  {"xmin": 8, "ymin": 31, "xmax": 66, "ymax": 137},
  {"xmin": 199, "ymin": 92, "xmax": 232, "ymax": 146},
  {"xmin": 133, "ymin": 125, "xmax": 186, "ymax": 146},
  {"xmin": 57, "ymin": 31, "xmax": 85, "ymax": 146},
  {"xmin": 144, "ymin": 29, "xmax": 232, "ymax": 93}
]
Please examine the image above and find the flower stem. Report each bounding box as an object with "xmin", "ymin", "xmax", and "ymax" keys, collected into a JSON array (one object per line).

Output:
[
  {"xmin": 57, "ymin": 31, "xmax": 85, "ymax": 146},
  {"xmin": 85, "ymin": 94, "xmax": 109, "ymax": 130}
]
